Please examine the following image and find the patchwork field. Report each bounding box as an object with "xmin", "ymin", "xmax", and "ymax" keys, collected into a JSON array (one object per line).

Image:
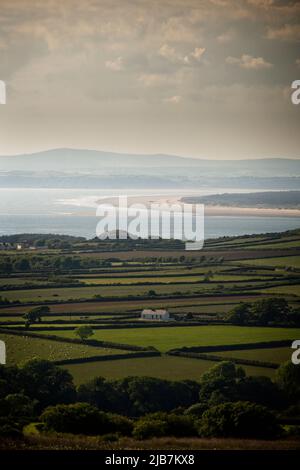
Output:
[{"xmin": 1, "ymin": 228, "xmax": 299, "ymax": 385}]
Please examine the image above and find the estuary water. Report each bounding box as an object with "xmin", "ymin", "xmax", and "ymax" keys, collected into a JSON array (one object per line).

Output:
[{"xmin": 0, "ymin": 188, "xmax": 299, "ymax": 240}]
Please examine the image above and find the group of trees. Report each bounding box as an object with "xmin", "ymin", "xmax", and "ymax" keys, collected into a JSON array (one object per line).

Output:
[
  {"xmin": 1, "ymin": 358, "xmax": 299, "ymax": 441},
  {"xmin": 226, "ymin": 298, "xmax": 300, "ymax": 326},
  {"xmin": 23, "ymin": 306, "xmax": 50, "ymax": 328}
]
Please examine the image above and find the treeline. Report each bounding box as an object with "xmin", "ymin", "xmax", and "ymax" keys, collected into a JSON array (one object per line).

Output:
[
  {"xmin": 0, "ymin": 359, "xmax": 300, "ymax": 441},
  {"xmin": 226, "ymin": 298, "xmax": 300, "ymax": 326},
  {"xmin": 0, "ymin": 254, "xmax": 212, "ymax": 275}
]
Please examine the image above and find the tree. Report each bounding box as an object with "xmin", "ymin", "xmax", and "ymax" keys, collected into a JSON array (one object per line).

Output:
[
  {"xmin": 19, "ymin": 359, "xmax": 76, "ymax": 410},
  {"xmin": 23, "ymin": 305, "xmax": 50, "ymax": 327},
  {"xmin": 226, "ymin": 303, "xmax": 251, "ymax": 325},
  {"xmin": 275, "ymin": 361, "xmax": 300, "ymax": 403},
  {"xmin": 14, "ymin": 258, "xmax": 30, "ymax": 272},
  {"xmin": 251, "ymin": 298, "xmax": 290, "ymax": 326},
  {"xmin": 199, "ymin": 361, "xmax": 245, "ymax": 404},
  {"xmin": 74, "ymin": 325, "xmax": 94, "ymax": 341}
]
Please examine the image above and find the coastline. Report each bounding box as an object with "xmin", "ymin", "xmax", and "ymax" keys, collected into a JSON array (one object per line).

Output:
[{"xmin": 91, "ymin": 195, "xmax": 300, "ymax": 218}]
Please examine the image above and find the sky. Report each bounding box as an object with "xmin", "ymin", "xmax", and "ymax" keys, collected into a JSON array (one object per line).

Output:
[{"xmin": 0, "ymin": 0, "xmax": 299, "ymax": 159}]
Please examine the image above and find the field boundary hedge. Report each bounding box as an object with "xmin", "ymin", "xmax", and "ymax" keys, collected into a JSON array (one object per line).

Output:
[
  {"xmin": 168, "ymin": 339, "xmax": 292, "ymax": 354},
  {"xmin": 53, "ymin": 350, "xmax": 161, "ymax": 366}
]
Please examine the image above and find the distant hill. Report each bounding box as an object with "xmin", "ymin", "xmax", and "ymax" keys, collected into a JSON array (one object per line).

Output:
[{"xmin": 0, "ymin": 148, "xmax": 300, "ymax": 177}]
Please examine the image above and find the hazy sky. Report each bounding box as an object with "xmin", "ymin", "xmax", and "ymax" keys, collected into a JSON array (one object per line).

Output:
[{"xmin": 0, "ymin": 0, "xmax": 299, "ymax": 159}]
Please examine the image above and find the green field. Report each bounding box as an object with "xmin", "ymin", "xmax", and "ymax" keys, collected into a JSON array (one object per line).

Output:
[
  {"xmin": 238, "ymin": 256, "xmax": 300, "ymax": 269},
  {"xmin": 65, "ymin": 354, "xmax": 275, "ymax": 385},
  {"xmin": 0, "ymin": 333, "xmax": 128, "ymax": 365},
  {"xmin": 1, "ymin": 279, "xmax": 286, "ymax": 303},
  {"xmin": 260, "ymin": 285, "xmax": 300, "ymax": 296},
  {"xmin": 32, "ymin": 325, "xmax": 300, "ymax": 352},
  {"xmin": 217, "ymin": 347, "xmax": 291, "ymax": 364}
]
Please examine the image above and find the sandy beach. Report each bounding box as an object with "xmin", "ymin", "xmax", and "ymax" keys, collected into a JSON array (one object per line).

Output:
[{"xmin": 96, "ymin": 195, "xmax": 300, "ymax": 218}]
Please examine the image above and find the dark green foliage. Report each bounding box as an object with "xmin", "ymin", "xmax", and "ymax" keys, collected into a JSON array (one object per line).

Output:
[
  {"xmin": 41, "ymin": 403, "xmax": 133, "ymax": 436},
  {"xmin": 41, "ymin": 403, "xmax": 107, "ymax": 435},
  {"xmin": 199, "ymin": 361, "xmax": 245, "ymax": 404},
  {"xmin": 200, "ymin": 401, "xmax": 280, "ymax": 439},
  {"xmin": 276, "ymin": 361, "xmax": 300, "ymax": 403},
  {"xmin": 78, "ymin": 375, "xmax": 199, "ymax": 416},
  {"xmin": 133, "ymin": 412, "xmax": 197, "ymax": 439},
  {"xmin": 132, "ymin": 418, "xmax": 167, "ymax": 440},
  {"xmin": 227, "ymin": 298, "xmax": 293, "ymax": 326},
  {"xmin": 19, "ymin": 359, "xmax": 76, "ymax": 410},
  {"xmin": 184, "ymin": 403, "xmax": 208, "ymax": 417}
]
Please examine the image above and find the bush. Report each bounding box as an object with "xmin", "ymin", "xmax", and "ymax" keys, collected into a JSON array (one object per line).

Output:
[
  {"xmin": 184, "ymin": 403, "xmax": 208, "ymax": 417},
  {"xmin": 41, "ymin": 403, "xmax": 109, "ymax": 435},
  {"xmin": 41, "ymin": 403, "xmax": 133, "ymax": 436},
  {"xmin": 133, "ymin": 419, "xmax": 167, "ymax": 440},
  {"xmin": 0, "ymin": 424, "xmax": 23, "ymax": 439},
  {"xmin": 132, "ymin": 412, "xmax": 197, "ymax": 440},
  {"xmin": 106, "ymin": 413, "xmax": 133, "ymax": 436},
  {"xmin": 199, "ymin": 401, "xmax": 280, "ymax": 439}
]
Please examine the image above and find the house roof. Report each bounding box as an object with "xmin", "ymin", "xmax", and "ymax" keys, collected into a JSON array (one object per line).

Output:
[{"xmin": 142, "ymin": 309, "xmax": 168, "ymax": 315}]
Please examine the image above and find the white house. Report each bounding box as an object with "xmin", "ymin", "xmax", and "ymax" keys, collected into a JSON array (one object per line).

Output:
[{"xmin": 141, "ymin": 309, "xmax": 171, "ymax": 321}]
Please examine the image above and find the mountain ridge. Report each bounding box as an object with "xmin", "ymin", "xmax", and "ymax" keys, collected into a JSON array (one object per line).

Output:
[{"xmin": 0, "ymin": 148, "xmax": 299, "ymax": 177}]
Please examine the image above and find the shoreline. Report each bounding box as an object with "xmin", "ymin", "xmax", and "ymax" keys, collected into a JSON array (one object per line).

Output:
[{"xmin": 95, "ymin": 195, "xmax": 300, "ymax": 218}]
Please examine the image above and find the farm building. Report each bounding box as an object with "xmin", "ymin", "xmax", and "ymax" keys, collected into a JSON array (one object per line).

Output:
[{"xmin": 141, "ymin": 309, "xmax": 171, "ymax": 321}]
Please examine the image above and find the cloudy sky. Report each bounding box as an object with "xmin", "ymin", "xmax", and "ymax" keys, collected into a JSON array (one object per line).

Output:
[{"xmin": 0, "ymin": 0, "xmax": 299, "ymax": 159}]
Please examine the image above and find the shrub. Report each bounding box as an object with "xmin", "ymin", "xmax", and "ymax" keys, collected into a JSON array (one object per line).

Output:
[
  {"xmin": 41, "ymin": 403, "xmax": 108, "ymax": 435},
  {"xmin": 106, "ymin": 413, "xmax": 133, "ymax": 436},
  {"xmin": 0, "ymin": 424, "xmax": 23, "ymax": 439},
  {"xmin": 132, "ymin": 412, "xmax": 197, "ymax": 440},
  {"xmin": 133, "ymin": 419, "xmax": 167, "ymax": 440},
  {"xmin": 199, "ymin": 401, "xmax": 280, "ymax": 439},
  {"xmin": 184, "ymin": 403, "xmax": 208, "ymax": 417},
  {"xmin": 41, "ymin": 403, "xmax": 133, "ymax": 436}
]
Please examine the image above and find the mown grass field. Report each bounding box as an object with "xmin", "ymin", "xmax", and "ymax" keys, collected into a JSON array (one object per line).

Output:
[
  {"xmin": 0, "ymin": 332, "xmax": 128, "ymax": 366},
  {"xmin": 32, "ymin": 325, "xmax": 300, "ymax": 352},
  {"xmin": 216, "ymin": 347, "xmax": 291, "ymax": 364},
  {"xmin": 65, "ymin": 354, "xmax": 275, "ymax": 385}
]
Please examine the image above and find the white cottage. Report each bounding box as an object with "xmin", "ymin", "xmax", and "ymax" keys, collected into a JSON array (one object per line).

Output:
[{"xmin": 141, "ymin": 309, "xmax": 171, "ymax": 321}]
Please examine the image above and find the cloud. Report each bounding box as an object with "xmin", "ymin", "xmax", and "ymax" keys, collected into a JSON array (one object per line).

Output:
[
  {"xmin": 105, "ymin": 56, "xmax": 123, "ymax": 71},
  {"xmin": 226, "ymin": 54, "xmax": 273, "ymax": 69},
  {"xmin": 138, "ymin": 73, "xmax": 169, "ymax": 88},
  {"xmin": 186, "ymin": 47, "xmax": 206, "ymax": 63},
  {"xmin": 158, "ymin": 44, "xmax": 179, "ymax": 63},
  {"xmin": 163, "ymin": 95, "xmax": 182, "ymax": 104},
  {"xmin": 158, "ymin": 44, "xmax": 205, "ymax": 65},
  {"xmin": 217, "ymin": 30, "xmax": 235, "ymax": 44},
  {"xmin": 247, "ymin": 0, "xmax": 274, "ymax": 7},
  {"xmin": 266, "ymin": 24, "xmax": 300, "ymax": 42}
]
